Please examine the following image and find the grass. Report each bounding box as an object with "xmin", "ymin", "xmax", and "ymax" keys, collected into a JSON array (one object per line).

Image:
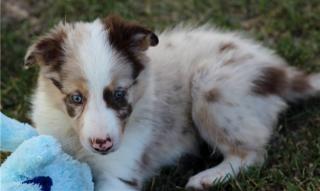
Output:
[{"xmin": 1, "ymin": 0, "xmax": 320, "ymax": 190}]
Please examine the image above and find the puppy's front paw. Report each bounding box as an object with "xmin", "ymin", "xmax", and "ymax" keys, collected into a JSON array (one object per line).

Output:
[
  {"xmin": 185, "ymin": 170, "xmax": 227, "ymax": 191},
  {"xmin": 185, "ymin": 175, "xmax": 211, "ymax": 190}
]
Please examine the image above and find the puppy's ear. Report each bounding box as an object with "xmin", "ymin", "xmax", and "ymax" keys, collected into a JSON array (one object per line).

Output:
[
  {"xmin": 103, "ymin": 15, "xmax": 158, "ymax": 52},
  {"xmin": 24, "ymin": 24, "xmax": 66, "ymax": 70}
]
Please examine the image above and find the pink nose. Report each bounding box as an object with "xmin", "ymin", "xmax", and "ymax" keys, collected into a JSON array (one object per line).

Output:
[{"xmin": 90, "ymin": 137, "xmax": 113, "ymax": 153}]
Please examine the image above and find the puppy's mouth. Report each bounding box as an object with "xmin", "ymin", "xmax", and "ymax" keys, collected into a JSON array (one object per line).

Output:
[{"xmin": 91, "ymin": 147, "xmax": 116, "ymax": 155}]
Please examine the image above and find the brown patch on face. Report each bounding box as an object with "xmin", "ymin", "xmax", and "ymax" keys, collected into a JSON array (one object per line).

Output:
[
  {"xmin": 64, "ymin": 96, "xmax": 77, "ymax": 117},
  {"xmin": 53, "ymin": 73, "xmax": 89, "ymax": 119},
  {"xmin": 118, "ymin": 178, "xmax": 139, "ymax": 188},
  {"xmin": 253, "ymin": 67, "xmax": 288, "ymax": 96},
  {"xmin": 219, "ymin": 42, "xmax": 236, "ymax": 52},
  {"xmin": 291, "ymin": 73, "xmax": 311, "ymax": 92},
  {"xmin": 102, "ymin": 15, "xmax": 158, "ymax": 79},
  {"xmin": 63, "ymin": 91, "xmax": 87, "ymax": 118},
  {"xmin": 205, "ymin": 88, "xmax": 221, "ymax": 102},
  {"xmin": 103, "ymin": 86, "xmax": 132, "ymax": 120}
]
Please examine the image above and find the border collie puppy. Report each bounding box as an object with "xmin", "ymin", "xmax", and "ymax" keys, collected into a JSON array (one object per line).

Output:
[{"xmin": 25, "ymin": 15, "xmax": 320, "ymax": 190}]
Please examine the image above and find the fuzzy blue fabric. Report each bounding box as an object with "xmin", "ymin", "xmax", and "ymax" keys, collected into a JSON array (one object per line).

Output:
[
  {"xmin": 0, "ymin": 112, "xmax": 94, "ymax": 191},
  {"xmin": 0, "ymin": 136, "xmax": 94, "ymax": 191},
  {"xmin": 0, "ymin": 113, "xmax": 38, "ymax": 152}
]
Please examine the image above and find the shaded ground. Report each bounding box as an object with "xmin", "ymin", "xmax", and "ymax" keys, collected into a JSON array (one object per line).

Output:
[{"xmin": 1, "ymin": 0, "xmax": 320, "ymax": 190}]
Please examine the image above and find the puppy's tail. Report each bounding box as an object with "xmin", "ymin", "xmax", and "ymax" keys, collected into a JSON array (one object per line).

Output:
[{"xmin": 283, "ymin": 68, "xmax": 320, "ymax": 102}]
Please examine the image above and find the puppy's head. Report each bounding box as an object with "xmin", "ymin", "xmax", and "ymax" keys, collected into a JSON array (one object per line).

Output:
[{"xmin": 25, "ymin": 15, "xmax": 158, "ymax": 155}]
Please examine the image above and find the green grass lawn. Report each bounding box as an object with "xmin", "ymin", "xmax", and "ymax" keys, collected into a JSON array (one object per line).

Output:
[{"xmin": 1, "ymin": 0, "xmax": 320, "ymax": 190}]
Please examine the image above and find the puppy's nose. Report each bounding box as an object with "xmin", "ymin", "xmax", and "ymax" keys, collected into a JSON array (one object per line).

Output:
[{"xmin": 90, "ymin": 136, "xmax": 113, "ymax": 153}]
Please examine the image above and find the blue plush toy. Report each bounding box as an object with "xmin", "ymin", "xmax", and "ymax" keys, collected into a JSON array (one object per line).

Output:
[{"xmin": 0, "ymin": 113, "xmax": 94, "ymax": 191}]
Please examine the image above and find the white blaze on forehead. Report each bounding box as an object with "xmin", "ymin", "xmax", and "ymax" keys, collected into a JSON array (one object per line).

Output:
[
  {"xmin": 76, "ymin": 19, "xmax": 115, "ymax": 95},
  {"xmin": 67, "ymin": 19, "xmax": 122, "ymax": 141}
]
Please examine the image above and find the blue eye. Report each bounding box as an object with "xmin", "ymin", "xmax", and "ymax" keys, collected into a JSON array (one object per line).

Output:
[
  {"xmin": 71, "ymin": 94, "xmax": 83, "ymax": 104},
  {"xmin": 113, "ymin": 89, "xmax": 126, "ymax": 100}
]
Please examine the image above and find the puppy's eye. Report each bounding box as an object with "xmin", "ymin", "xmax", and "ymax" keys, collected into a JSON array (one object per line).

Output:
[
  {"xmin": 70, "ymin": 93, "xmax": 83, "ymax": 104},
  {"xmin": 113, "ymin": 89, "xmax": 126, "ymax": 101}
]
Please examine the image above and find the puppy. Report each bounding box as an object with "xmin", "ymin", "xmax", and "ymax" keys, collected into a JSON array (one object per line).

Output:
[{"xmin": 25, "ymin": 15, "xmax": 320, "ymax": 190}]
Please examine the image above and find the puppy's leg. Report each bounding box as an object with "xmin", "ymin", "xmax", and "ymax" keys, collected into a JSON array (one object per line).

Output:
[
  {"xmin": 186, "ymin": 95, "xmax": 267, "ymax": 190},
  {"xmin": 186, "ymin": 151, "xmax": 261, "ymax": 190},
  {"xmin": 186, "ymin": 67, "xmax": 283, "ymax": 190}
]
